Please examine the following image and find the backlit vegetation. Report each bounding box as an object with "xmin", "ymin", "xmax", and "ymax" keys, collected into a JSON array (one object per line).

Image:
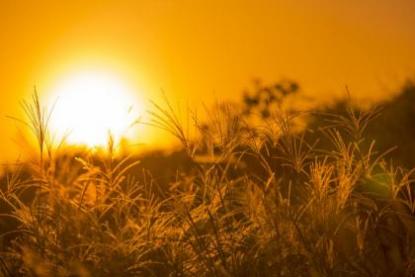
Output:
[{"xmin": 1, "ymin": 83, "xmax": 415, "ymax": 276}]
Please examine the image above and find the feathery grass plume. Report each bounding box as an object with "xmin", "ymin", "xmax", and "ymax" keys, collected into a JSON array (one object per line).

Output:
[
  {"xmin": 7, "ymin": 90, "xmax": 55, "ymax": 172},
  {"xmin": 148, "ymin": 94, "xmax": 197, "ymax": 157},
  {"xmin": 1, "ymin": 88, "xmax": 415, "ymax": 276}
]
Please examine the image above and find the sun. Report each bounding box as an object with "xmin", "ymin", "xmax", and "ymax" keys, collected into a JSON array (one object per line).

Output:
[{"xmin": 47, "ymin": 70, "xmax": 141, "ymax": 147}]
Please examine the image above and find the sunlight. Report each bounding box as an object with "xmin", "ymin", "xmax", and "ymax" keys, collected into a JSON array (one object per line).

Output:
[{"xmin": 47, "ymin": 70, "xmax": 141, "ymax": 147}]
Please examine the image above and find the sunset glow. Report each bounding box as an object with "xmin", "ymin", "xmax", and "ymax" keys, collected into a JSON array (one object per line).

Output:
[
  {"xmin": 47, "ymin": 70, "xmax": 140, "ymax": 147},
  {"xmin": 1, "ymin": 1, "xmax": 415, "ymax": 275}
]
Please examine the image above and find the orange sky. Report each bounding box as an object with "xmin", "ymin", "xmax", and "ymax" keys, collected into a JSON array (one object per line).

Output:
[{"xmin": 1, "ymin": 0, "xmax": 415, "ymax": 162}]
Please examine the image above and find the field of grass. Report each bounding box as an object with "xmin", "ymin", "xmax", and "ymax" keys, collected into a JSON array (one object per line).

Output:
[{"xmin": 1, "ymin": 85, "xmax": 415, "ymax": 276}]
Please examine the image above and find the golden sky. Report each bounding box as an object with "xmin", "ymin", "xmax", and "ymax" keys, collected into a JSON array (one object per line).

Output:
[{"xmin": 1, "ymin": 0, "xmax": 415, "ymax": 162}]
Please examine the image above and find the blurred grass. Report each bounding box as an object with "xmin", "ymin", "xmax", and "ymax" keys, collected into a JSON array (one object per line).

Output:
[{"xmin": 1, "ymin": 81, "xmax": 415, "ymax": 276}]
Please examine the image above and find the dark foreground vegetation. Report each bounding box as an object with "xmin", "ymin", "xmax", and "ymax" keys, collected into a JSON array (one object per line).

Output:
[{"xmin": 1, "ymin": 80, "xmax": 415, "ymax": 276}]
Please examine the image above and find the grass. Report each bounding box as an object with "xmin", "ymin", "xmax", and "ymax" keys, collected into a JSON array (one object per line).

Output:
[{"xmin": 1, "ymin": 91, "xmax": 415, "ymax": 276}]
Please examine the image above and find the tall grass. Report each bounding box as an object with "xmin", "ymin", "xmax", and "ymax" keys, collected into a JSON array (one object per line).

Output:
[{"xmin": 1, "ymin": 92, "xmax": 415, "ymax": 276}]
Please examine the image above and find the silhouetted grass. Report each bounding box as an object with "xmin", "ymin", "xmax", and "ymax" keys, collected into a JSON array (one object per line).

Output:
[{"xmin": 1, "ymin": 87, "xmax": 415, "ymax": 276}]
